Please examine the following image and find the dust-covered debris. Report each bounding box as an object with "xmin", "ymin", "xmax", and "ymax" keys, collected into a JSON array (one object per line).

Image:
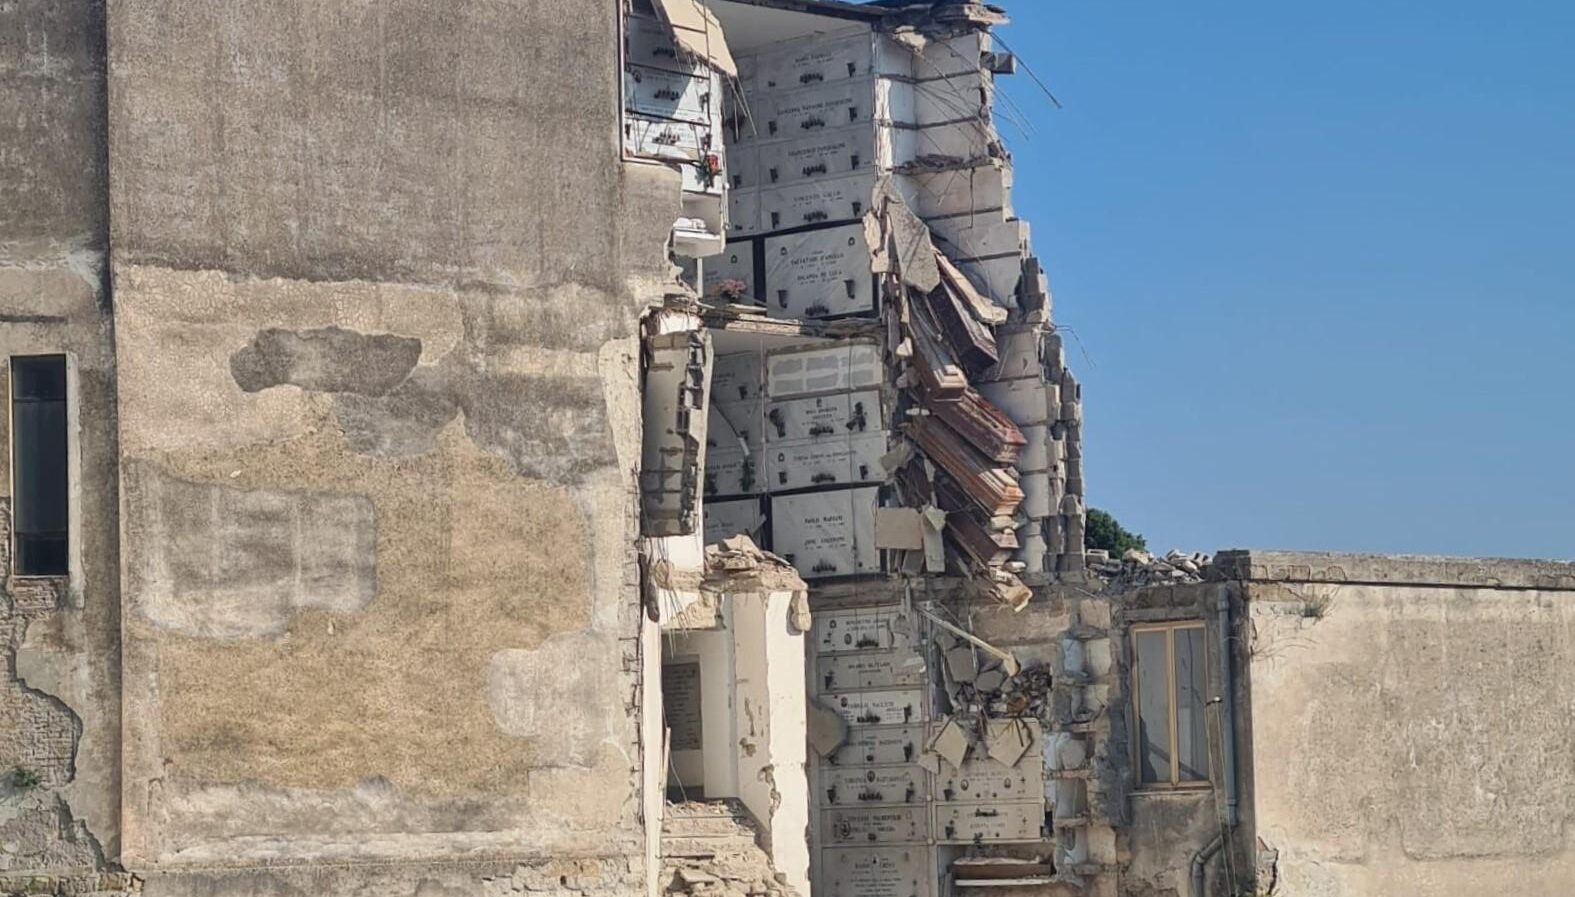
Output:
[{"xmin": 1087, "ymin": 548, "xmax": 1211, "ymax": 594}]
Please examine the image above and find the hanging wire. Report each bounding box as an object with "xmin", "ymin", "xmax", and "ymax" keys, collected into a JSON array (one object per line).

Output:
[{"xmin": 991, "ymin": 35, "xmax": 1064, "ymax": 110}]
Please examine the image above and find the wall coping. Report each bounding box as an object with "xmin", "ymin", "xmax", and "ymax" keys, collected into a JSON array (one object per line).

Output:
[{"xmin": 1213, "ymin": 549, "xmax": 1575, "ymax": 592}]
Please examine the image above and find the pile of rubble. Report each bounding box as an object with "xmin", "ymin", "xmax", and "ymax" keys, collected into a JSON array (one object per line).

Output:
[
  {"xmin": 662, "ymin": 802, "xmax": 798, "ymax": 897},
  {"xmin": 1086, "ymin": 549, "xmax": 1211, "ymax": 594},
  {"xmin": 931, "ymin": 618, "xmax": 1053, "ymax": 759}
]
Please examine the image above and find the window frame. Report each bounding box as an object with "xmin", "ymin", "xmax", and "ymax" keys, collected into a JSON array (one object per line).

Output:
[
  {"xmin": 10, "ymin": 353, "xmax": 71, "ymax": 579},
  {"xmin": 1130, "ymin": 620, "xmax": 1212, "ymax": 791}
]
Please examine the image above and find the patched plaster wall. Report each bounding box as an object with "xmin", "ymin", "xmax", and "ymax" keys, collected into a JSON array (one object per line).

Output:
[
  {"xmin": 1238, "ymin": 554, "xmax": 1575, "ymax": 897},
  {"xmin": 102, "ymin": 0, "xmax": 684, "ymax": 893},
  {"xmin": 0, "ymin": 0, "xmax": 121, "ymax": 888}
]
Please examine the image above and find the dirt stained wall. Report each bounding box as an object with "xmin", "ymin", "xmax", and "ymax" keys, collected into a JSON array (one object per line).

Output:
[{"xmin": 104, "ymin": 0, "xmax": 683, "ymax": 893}]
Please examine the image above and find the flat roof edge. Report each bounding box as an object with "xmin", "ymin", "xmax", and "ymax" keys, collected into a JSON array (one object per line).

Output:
[
  {"xmin": 1215, "ymin": 549, "xmax": 1575, "ymax": 592},
  {"xmin": 709, "ymin": 0, "xmax": 889, "ymax": 21}
]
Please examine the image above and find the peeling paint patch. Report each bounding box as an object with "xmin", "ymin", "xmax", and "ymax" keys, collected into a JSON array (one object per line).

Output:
[
  {"xmin": 334, "ymin": 367, "xmax": 462, "ymax": 459},
  {"xmin": 230, "ymin": 327, "xmax": 422, "ymax": 396},
  {"xmin": 124, "ymin": 462, "xmax": 377, "ymax": 639},
  {"xmin": 486, "ymin": 632, "xmax": 621, "ymax": 767},
  {"xmin": 331, "ymin": 354, "xmax": 616, "ymax": 483}
]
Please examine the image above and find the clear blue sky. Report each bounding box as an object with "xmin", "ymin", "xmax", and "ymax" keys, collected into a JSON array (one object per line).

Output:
[{"xmin": 994, "ymin": 1, "xmax": 1575, "ymax": 560}]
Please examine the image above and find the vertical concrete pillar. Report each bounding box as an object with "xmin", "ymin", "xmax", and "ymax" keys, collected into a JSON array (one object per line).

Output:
[{"xmin": 729, "ymin": 589, "xmax": 811, "ymax": 897}]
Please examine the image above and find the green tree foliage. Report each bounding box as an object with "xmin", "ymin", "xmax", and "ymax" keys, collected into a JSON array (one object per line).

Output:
[{"xmin": 1086, "ymin": 508, "xmax": 1147, "ymax": 556}]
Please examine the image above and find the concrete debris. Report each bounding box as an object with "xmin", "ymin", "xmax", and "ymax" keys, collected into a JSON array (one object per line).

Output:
[
  {"xmin": 702, "ymin": 536, "xmax": 808, "ymax": 595},
  {"xmin": 1088, "ymin": 548, "xmax": 1211, "ymax": 594},
  {"xmin": 920, "ymin": 609, "xmax": 1021, "ymax": 677},
  {"xmin": 927, "ymin": 717, "xmax": 970, "ymax": 770},
  {"xmin": 986, "ymin": 718, "xmax": 1033, "ymax": 767},
  {"xmin": 875, "ymin": 508, "xmax": 926, "ymax": 551},
  {"xmin": 873, "ymin": 183, "xmax": 942, "ymax": 294},
  {"xmin": 946, "ymin": 645, "xmax": 980, "ymax": 684},
  {"xmin": 662, "ymin": 802, "xmax": 800, "ymax": 897},
  {"xmin": 789, "ymin": 592, "xmax": 813, "ymax": 635},
  {"xmin": 807, "ymin": 699, "xmax": 849, "ymax": 758},
  {"xmin": 949, "ymin": 661, "xmax": 1053, "ymax": 728}
]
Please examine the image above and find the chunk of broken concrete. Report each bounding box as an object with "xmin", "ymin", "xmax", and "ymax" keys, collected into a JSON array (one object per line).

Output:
[
  {"xmin": 808, "ymin": 698, "xmax": 850, "ymax": 757},
  {"xmin": 945, "ymin": 646, "xmax": 979, "ymax": 683},
  {"xmin": 986, "ymin": 718, "xmax": 1033, "ymax": 768},
  {"xmin": 927, "ymin": 716, "xmax": 970, "ymax": 770},
  {"xmin": 974, "ymin": 668, "xmax": 1007, "ymax": 693}
]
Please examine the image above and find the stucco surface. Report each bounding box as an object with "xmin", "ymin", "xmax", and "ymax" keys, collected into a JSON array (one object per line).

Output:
[
  {"xmin": 103, "ymin": 0, "xmax": 683, "ymax": 882},
  {"xmin": 0, "ymin": 0, "xmax": 119, "ymax": 881},
  {"xmin": 1246, "ymin": 577, "xmax": 1575, "ymax": 895}
]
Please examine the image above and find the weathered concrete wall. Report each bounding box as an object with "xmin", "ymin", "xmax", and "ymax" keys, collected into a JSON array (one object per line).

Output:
[
  {"xmin": 0, "ymin": 0, "xmax": 121, "ymax": 889},
  {"xmin": 105, "ymin": 1, "xmax": 682, "ymax": 893},
  {"xmin": 1233, "ymin": 551, "xmax": 1575, "ymax": 897},
  {"xmin": 1104, "ymin": 582, "xmax": 1247, "ymax": 897}
]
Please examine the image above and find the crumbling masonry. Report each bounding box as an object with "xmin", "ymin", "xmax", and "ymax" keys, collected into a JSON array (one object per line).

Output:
[{"xmin": 11, "ymin": 4, "xmax": 1575, "ymax": 897}]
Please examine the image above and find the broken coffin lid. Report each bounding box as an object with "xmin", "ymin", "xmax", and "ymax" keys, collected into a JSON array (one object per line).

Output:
[
  {"xmin": 817, "ymin": 847, "xmax": 933, "ymax": 897},
  {"xmin": 822, "ymin": 805, "xmax": 930, "ymax": 846},
  {"xmin": 703, "ymin": 497, "xmax": 766, "ymax": 548},
  {"xmin": 703, "ymin": 241, "xmax": 759, "ymax": 304},
  {"xmin": 771, "ymin": 487, "xmax": 880, "ymax": 579},
  {"xmin": 933, "ymin": 720, "xmax": 1045, "ymax": 804},
  {"xmin": 766, "ymin": 431, "xmax": 887, "ymax": 492},
  {"xmin": 764, "ymin": 224, "xmax": 876, "ymax": 320},
  {"xmin": 933, "ymin": 801, "xmax": 1045, "ymax": 845},
  {"xmin": 765, "ymin": 389, "xmax": 884, "ymax": 443},
  {"xmin": 767, "ymin": 341, "xmax": 882, "ymax": 399},
  {"xmin": 625, "ymin": 64, "xmax": 721, "ymax": 126},
  {"xmin": 821, "ymin": 764, "xmax": 930, "ymax": 807}
]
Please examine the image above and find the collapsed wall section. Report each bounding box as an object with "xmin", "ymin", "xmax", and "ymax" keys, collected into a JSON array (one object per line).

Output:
[{"xmin": 629, "ymin": 3, "xmax": 1108, "ymax": 897}]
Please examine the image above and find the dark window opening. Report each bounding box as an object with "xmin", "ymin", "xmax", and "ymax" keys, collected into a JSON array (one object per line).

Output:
[{"xmin": 12, "ymin": 355, "xmax": 68, "ymax": 576}]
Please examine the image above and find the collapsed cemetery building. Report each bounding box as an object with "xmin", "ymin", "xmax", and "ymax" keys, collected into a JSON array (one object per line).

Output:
[
  {"xmin": 9, "ymin": 3, "xmax": 1575, "ymax": 897},
  {"xmin": 633, "ymin": 2, "xmax": 1111, "ymax": 896}
]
